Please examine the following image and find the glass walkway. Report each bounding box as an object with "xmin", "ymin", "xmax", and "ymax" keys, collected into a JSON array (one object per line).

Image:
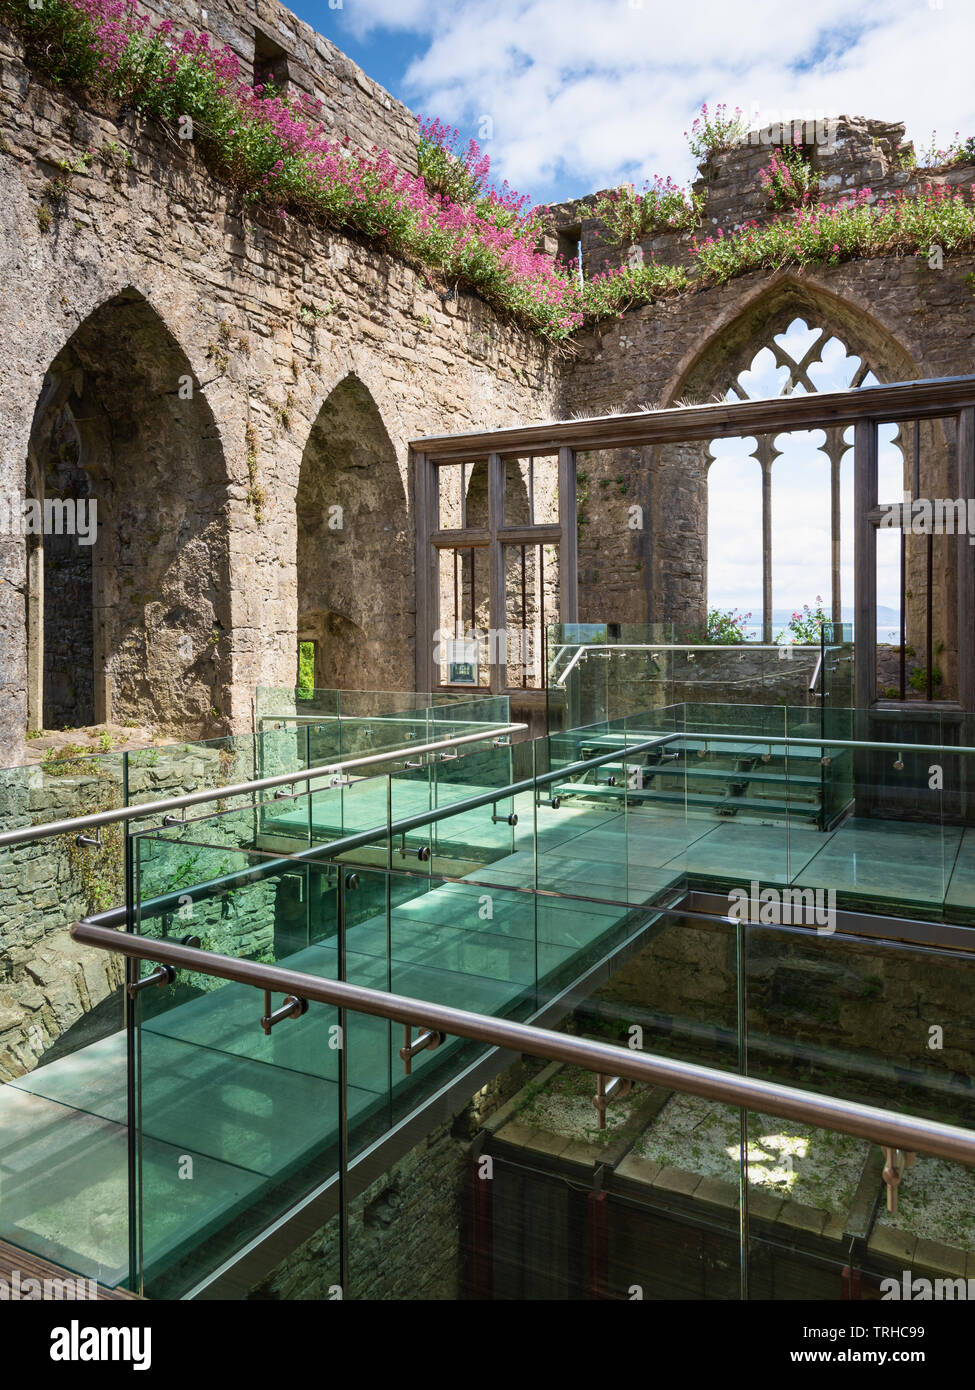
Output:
[{"xmin": 2, "ymin": 674, "xmax": 975, "ymax": 1299}]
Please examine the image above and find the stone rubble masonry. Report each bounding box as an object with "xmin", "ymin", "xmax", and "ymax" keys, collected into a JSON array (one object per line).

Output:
[
  {"xmin": 549, "ymin": 117, "xmax": 975, "ymax": 282},
  {"xmin": 0, "ymin": 15, "xmax": 558, "ymax": 769},
  {"xmin": 550, "ymin": 118, "xmax": 975, "ymax": 644},
  {"xmin": 0, "ymin": 737, "xmax": 272, "ymax": 1080},
  {"xmin": 248, "ymin": 1117, "xmax": 469, "ymax": 1301},
  {"xmin": 561, "ymin": 250, "xmax": 975, "ymax": 642},
  {"xmin": 596, "ymin": 913, "xmax": 975, "ymax": 1094},
  {"xmin": 562, "ymin": 277, "xmax": 975, "ymax": 643}
]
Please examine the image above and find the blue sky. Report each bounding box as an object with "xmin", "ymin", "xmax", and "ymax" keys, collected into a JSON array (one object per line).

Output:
[{"xmin": 293, "ymin": 0, "xmax": 975, "ymax": 206}]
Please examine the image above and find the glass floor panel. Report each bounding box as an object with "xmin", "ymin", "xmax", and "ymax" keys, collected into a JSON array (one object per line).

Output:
[
  {"xmin": 944, "ymin": 828, "xmax": 975, "ymax": 915},
  {"xmin": 0, "ymin": 823, "xmax": 681, "ymax": 1288}
]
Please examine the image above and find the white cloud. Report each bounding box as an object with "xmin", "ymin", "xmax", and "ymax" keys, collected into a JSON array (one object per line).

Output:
[{"xmin": 336, "ymin": 0, "xmax": 975, "ymax": 203}]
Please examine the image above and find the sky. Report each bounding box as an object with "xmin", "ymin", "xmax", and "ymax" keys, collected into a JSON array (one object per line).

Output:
[
  {"xmin": 296, "ymin": 0, "xmax": 975, "ymax": 206},
  {"xmin": 289, "ymin": 0, "xmax": 967, "ymax": 629}
]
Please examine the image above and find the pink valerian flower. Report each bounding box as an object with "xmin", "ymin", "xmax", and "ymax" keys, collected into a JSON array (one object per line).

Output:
[
  {"xmin": 43, "ymin": 2, "xmax": 975, "ymax": 332},
  {"xmin": 51, "ymin": 0, "xmax": 582, "ymax": 333}
]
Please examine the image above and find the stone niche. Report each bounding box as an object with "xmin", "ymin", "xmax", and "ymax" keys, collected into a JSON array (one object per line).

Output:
[{"xmin": 296, "ymin": 375, "xmax": 411, "ymax": 693}]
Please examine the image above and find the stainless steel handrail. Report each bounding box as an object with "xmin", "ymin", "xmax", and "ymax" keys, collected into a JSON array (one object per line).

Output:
[
  {"xmin": 808, "ymin": 652, "xmax": 824, "ymax": 693},
  {"xmin": 72, "ymin": 920, "xmax": 975, "ymax": 1166},
  {"xmin": 0, "ymin": 723, "xmax": 526, "ymax": 848},
  {"xmin": 558, "ymin": 727, "xmax": 975, "ymax": 757},
  {"xmin": 256, "ymin": 714, "xmax": 515, "ymax": 728},
  {"xmin": 554, "ymin": 646, "xmax": 586, "ymax": 687},
  {"xmin": 548, "ymin": 643, "xmax": 820, "ymax": 652},
  {"xmin": 65, "ymin": 732, "xmax": 681, "ymax": 928},
  {"xmin": 8, "ymin": 713, "xmax": 967, "ymax": 881},
  {"xmin": 12, "ymin": 715, "xmax": 965, "ymax": 853},
  {"xmin": 665, "ymin": 730, "xmax": 975, "ymax": 755},
  {"xmin": 549, "ymin": 642, "xmax": 821, "ymax": 686}
]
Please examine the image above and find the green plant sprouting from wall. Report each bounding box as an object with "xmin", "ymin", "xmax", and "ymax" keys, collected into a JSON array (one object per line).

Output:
[
  {"xmin": 759, "ymin": 142, "xmax": 819, "ymax": 211},
  {"xmin": 244, "ymin": 422, "xmax": 266, "ymax": 523},
  {"xmin": 593, "ymin": 178, "xmax": 704, "ymax": 244},
  {"xmin": 59, "ymin": 775, "xmax": 125, "ymax": 915},
  {"xmin": 684, "ymin": 103, "xmax": 749, "ymax": 162},
  {"xmin": 41, "ymin": 743, "xmax": 94, "ymax": 776},
  {"xmin": 909, "ymin": 664, "xmax": 944, "ymax": 693}
]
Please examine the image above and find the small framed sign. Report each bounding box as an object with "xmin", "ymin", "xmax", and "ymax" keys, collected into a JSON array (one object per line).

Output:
[{"xmin": 446, "ymin": 635, "xmax": 479, "ymax": 686}]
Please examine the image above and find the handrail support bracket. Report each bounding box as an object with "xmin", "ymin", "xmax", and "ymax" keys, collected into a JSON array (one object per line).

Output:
[
  {"xmin": 400, "ymin": 1024, "xmax": 446, "ymax": 1075},
  {"xmin": 261, "ymin": 991, "xmax": 308, "ymax": 1035}
]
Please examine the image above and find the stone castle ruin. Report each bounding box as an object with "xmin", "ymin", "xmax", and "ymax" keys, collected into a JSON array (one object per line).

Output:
[
  {"xmin": 4, "ymin": 1, "xmax": 975, "ymax": 1305},
  {"xmin": 0, "ymin": 0, "xmax": 974, "ymax": 766}
]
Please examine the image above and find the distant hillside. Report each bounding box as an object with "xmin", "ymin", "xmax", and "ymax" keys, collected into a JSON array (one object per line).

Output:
[{"xmin": 768, "ymin": 606, "xmax": 899, "ymax": 624}]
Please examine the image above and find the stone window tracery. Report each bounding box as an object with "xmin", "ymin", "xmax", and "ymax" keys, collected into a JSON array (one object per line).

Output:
[{"xmin": 706, "ymin": 316, "xmax": 901, "ymax": 643}]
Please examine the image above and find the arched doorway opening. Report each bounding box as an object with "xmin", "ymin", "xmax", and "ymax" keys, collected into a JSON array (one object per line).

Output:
[
  {"xmin": 296, "ymin": 375, "xmax": 409, "ymax": 693},
  {"xmin": 25, "ymin": 288, "xmax": 232, "ymax": 734}
]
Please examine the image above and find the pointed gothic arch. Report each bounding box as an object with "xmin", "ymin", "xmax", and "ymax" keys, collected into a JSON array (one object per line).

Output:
[
  {"xmin": 652, "ymin": 281, "xmax": 928, "ymax": 652},
  {"xmin": 296, "ymin": 374, "xmax": 410, "ymax": 692},
  {"xmin": 670, "ymin": 277, "xmax": 918, "ymax": 405},
  {"xmin": 25, "ymin": 288, "xmax": 232, "ymax": 733}
]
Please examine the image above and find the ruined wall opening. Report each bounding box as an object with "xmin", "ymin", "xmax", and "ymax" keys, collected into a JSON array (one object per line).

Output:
[
  {"xmin": 296, "ymin": 375, "xmax": 410, "ymax": 692},
  {"xmin": 25, "ymin": 411, "xmax": 95, "ymax": 730},
  {"xmin": 25, "ymin": 288, "xmax": 232, "ymax": 735},
  {"xmin": 705, "ymin": 317, "xmax": 889, "ymax": 640},
  {"xmin": 253, "ymin": 28, "xmax": 290, "ymax": 91},
  {"xmin": 657, "ymin": 284, "xmax": 920, "ymax": 657}
]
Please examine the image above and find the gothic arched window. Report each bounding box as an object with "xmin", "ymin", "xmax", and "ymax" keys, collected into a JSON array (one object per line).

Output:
[{"xmin": 706, "ymin": 316, "xmax": 902, "ymax": 642}]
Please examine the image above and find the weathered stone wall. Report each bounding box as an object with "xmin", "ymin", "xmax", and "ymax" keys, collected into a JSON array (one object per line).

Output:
[
  {"xmin": 250, "ymin": 1117, "xmax": 467, "ymax": 1300},
  {"xmin": 0, "ymin": 717, "xmax": 519, "ymax": 1081},
  {"xmin": 3, "ymin": 24, "xmax": 975, "ymax": 771},
  {"xmin": 0, "ymin": 22, "xmax": 557, "ymax": 768},
  {"xmin": 595, "ymin": 914, "xmax": 975, "ymax": 1122},
  {"xmin": 562, "ymin": 259, "xmax": 975, "ymax": 636},
  {"xmin": 136, "ymin": 0, "xmax": 419, "ymax": 175},
  {"xmin": 248, "ymin": 1059, "xmax": 534, "ymax": 1300},
  {"xmin": 553, "ymin": 117, "xmax": 975, "ymax": 280},
  {"xmin": 0, "ymin": 733, "xmax": 272, "ymax": 1079}
]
